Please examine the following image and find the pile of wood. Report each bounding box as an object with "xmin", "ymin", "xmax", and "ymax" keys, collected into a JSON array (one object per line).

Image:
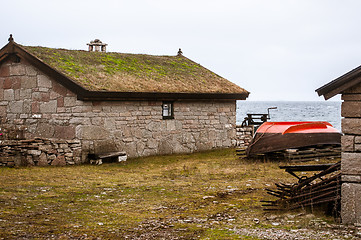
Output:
[
  {"xmin": 262, "ymin": 162, "xmax": 341, "ymax": 216},
  {"xmin": 283, "ymin": 146, "xmax": 341, "ymax": 162},
  {"xmin": 235, "ymin": 147, "xmax": 247, "ymax": 157},
  {"xmin": 237, "ymin": 145, "xmax": 341, "ymax": 162}
]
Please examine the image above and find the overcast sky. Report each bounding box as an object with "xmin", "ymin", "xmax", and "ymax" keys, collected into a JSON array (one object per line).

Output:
[{"xmin": 2, "ymin": 0, "xmax": 361, "ymax": 101}]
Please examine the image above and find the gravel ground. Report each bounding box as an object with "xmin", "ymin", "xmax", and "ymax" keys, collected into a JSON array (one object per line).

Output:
[
  {"xmin": 122, "ymin": 215, "xmax": 361, "ymax": 240},
  {"xmin": 230, "ymin": 214, "xmax": 361, "ymax": 240},
  {"xmin": 234, "ymin": 227, "xmax": 361, "ymax": 240}
]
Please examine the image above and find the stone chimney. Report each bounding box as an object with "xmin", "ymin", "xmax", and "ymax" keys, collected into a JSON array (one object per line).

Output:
[{"xmin": 87, "ymin": 39, "xmax": 107, "ymax": 52}]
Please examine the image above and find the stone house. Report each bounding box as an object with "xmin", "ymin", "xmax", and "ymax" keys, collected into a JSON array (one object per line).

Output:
[
  {"xmin": 316, "ymin": 65, "xmax": 361, "ymax": 224},
  {"xmin": 0, "ymin": 35, "xmax": 249, "ymax": 166}
]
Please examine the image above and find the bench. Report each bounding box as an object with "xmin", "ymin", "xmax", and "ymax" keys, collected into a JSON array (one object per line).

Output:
[{"xmin": 89, "ymin": 151, "xmax": 127, "ymax": 165}]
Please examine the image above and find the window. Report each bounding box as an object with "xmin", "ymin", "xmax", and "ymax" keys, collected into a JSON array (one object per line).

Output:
[{"xmin": 162, "ymin": 102, "xmax": 174, "ymax": 119}]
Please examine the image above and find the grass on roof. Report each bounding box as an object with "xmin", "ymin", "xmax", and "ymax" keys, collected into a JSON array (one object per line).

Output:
[{"xmin": 23, "ymin": 46, "xmax": 248, "ymax": 94}]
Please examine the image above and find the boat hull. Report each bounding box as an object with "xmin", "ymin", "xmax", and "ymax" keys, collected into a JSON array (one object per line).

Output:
[
  {"xmin": 247, "ymin": 132, "xmax": 341, "ymax": 156},
  {"xmin": 246, "ymin": 121, "xmax": 342, "ymax": 156}
]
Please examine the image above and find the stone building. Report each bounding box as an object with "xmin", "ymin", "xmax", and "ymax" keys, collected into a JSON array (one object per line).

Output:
[
  {"xmin": 0, "ymin": 35, "xmax": 249, "ymax": 166},
  {"xmin": 317, "ymin": 65, "xmax": 361, "ymax": 224}
]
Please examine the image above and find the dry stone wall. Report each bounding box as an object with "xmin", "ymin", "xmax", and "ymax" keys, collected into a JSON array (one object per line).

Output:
[
  {"xmin": 340, "ymin": 84, "xmax": 361, "ymax": 224},
  {"xmin": 234, "ymin": 125, "xmax": 253, "ymax": 148},
  {"xmin": 0, "ymin": 138, "xmax": 81, "ymax": 167},
  {"xmin": 0, "ymin": 58, "xmax": 238, "ymax": 166}
]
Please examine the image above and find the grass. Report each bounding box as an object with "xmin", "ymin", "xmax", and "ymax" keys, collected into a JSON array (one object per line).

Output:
[
  {"xmin": 0, "ymin": 149, "xmax": 338, "ymax": 239},
  {"xmin": 22, "ymin": 45, "xmax": 248, "ymax": 94}
]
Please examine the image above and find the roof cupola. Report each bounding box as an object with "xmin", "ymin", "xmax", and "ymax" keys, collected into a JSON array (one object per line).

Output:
[{"xmin": 87, "ymin": 39, "xmax": 107, "ymax": 52}]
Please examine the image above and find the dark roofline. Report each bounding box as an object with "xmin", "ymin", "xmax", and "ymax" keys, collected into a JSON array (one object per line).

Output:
[
  {"xmin": 78, "ymin": 91, "xmax": 248, "ymax": 101},
  {"xmin": 316, "ymin": 64, "xmax": 361, "ymax": 100},
  {"xmin": 0, "ymin": 38, "xmax": 249, "ymax": 101}
]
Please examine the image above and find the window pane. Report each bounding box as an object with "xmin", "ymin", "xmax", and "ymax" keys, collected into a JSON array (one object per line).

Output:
[
  {"xmin": 162, "ymin": 102, "xmax": 173, "ymax": 119},
  {"xmin": 163, "ymin": 104, "xmax": 169, "ymax": 116}
]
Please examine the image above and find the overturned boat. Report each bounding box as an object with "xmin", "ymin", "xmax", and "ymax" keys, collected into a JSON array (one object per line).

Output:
[{"xmin": 246, "ymin": 121, "xmax": 342, "ymax": 157}]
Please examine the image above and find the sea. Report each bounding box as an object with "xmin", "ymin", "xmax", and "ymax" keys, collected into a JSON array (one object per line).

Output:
[{"xmin": 236, "ymin": 101, "xmax": 342, "ymax": 131}]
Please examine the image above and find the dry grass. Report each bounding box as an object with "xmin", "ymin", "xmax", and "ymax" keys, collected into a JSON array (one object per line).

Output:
[
  {"xmin": 0, "ymin": 149, "xmax": 337, "ymax": 239},
  {"xmin": 22, "ymin": 45, "xmax": 248, "ymax": 95}
]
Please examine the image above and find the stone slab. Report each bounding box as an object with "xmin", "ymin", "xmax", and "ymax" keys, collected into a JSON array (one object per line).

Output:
[
  {"xmin": 342, "ymin": 118, "xmax": 361, "ymax": 135},
  {"xmin": 342, "ymin": 175, "xmax": 361, "ymax": 183},
  {"xmin": 54, "ymin": 126, "xmax": 75, "ymax": 140},
  {"xmin": 341, "ymin": 183, "xmax": 361, "ymax": 224},
  {"xmin": 341, "ymin": 135, "xmax": 355, "ymax": 152},
  {"xmin": 51, "ymin": 155, "xmax": 66, "ymax": 166},
  {"xmin": 37, "ymin": 75, "xmax": 52, "ymax": 88},
  {"xmin": 39, "ymin": 100, "xmax": 57, "ymax": 113},
  {"xmin": 342, "ymin": 101, "xmax": 361, "ymax": 117},
  {"xmin": 9, "ymin": 64, "xmax": 26, "ymax": 76},
  {"xmin": 77, "ymin": 126, "xmax": 110, "ymax": 140},
  {"xmin": 342, "ymin": 152, "xmax": 361, "ymax": 175}
]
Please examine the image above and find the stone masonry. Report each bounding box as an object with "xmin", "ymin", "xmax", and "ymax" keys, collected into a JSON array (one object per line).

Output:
[
  {"xmin": 340, "ymin": 83, "xmax": 361, "ymax": 224},
  {"xmin": 0, "ymin": 138, "xmax": 81, "ymax": 167},
  {"xmin": 0, "ymin": 58, "xmax": 238, "ymax": 165},
  {"xmin": 234, "ymin": 125, "xmax": 253, "ymax": 148}
]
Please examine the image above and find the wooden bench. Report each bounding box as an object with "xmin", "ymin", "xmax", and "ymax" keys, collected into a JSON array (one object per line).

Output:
[{"xmin": 89, "ymin": 151, "xmax": 127, "ymax": 165}]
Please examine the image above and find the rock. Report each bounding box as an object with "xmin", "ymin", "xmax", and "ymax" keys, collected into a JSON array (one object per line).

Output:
[
  {"xmin": 7, "ymin": 161, "xmax": 15, "ymax": 167},
  {"xmin": 28, "ymin": 150, "xmax": 41, "ymax": 156},
  {"xmin": 26, "ymin": 155, "xmax": 35, "ymax": 166},
  {"xmin": 51, "ymin": 155, "xmax": 66, "ymax": 166},
  {"xmin": 286, "ymin": 214, "xmax": 296, "ymax": 219},
  {"xmin": 37, "ymin": 152, "xmax": 48, "ymax": 166},
  {"xmin": 266, "ymin": 215, "xmax": 278, "ymax": 220},
  {"xmin": 202, "ymin": 196, "xmax": 215, "ymax": 200}
]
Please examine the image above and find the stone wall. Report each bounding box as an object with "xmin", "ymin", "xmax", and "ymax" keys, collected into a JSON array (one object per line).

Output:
[
  {"xmin": 0, "ymin": 138, "xmax": 81, "ymax": 167},
  {"xmin": 340, "ymin": 84, "xmax": 361, "ymax": 224},
  {"xmin": 0, "ymin": 58, "xmax": 238, "ymax": 164},
  {"xmin": 234, "ymin": 125, "xmax": 253, "ymax": 148}
]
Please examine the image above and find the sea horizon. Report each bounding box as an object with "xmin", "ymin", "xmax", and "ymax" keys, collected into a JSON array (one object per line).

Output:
[{"xmin": 236, "ymin": 100, "xmax": 342, "ymax": 131}]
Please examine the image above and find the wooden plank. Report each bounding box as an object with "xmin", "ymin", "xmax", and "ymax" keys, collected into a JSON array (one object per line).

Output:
[
  {"xmin": 294, "ymin": 162, "xmax": 340, "ymax": 190},
  {"xmin": 263, "ymin": 161, "xmax": 341, "ymax": 213},
  {"xmin": 279, "ymin": 163, "xmax": 335, "ymax": 172},
  {"xmin": 96, "ymin": 151, "xmax": 126, "ymax": 159},
  {"xmin": 286, "ymin": 152, "xmax": 340, "ymax": 160}
]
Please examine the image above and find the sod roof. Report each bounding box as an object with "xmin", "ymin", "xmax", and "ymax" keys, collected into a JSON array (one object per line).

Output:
[{"xmin": 22, "ymin": 46, "xmax": 248, "ymax": 95}]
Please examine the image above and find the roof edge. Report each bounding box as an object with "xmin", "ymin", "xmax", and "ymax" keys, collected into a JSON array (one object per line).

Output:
[
  {"xmin": 316, "ymin": 64, "xmax": 361, "ymax": 100},
  {"xmin": 78, "ymin": 91, "xmax": 249, "ymax": 101}
]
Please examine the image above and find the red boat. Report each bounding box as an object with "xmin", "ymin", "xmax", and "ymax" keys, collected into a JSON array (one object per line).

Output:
[{"xmin": 246, "ymin": 121, "xmax": 342, "ymax": 157}]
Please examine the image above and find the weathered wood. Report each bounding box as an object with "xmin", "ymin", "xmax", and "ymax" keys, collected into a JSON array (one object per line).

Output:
[
  {"xmin": 287, "ymin": 196, "xmax": 340, "ymax": 210},
  {"xmin": 302, "ymin": 174, "xmax": 340, "ymax": 192},
  {"xmin": 247, "ymin": 132, "xmax": 341, "ymax": 156},
  {"xmin": 247, "ymin": 144, "xmax": 340, "ymax": 162},
  {"xmin": 294, "ymin": 162, "xmax": 340, "ymax": 190},
  {"xmin": 279, "ymin": 163, "xmax": 335, "ymax": 172},
  {"xmin": 95, "ymin": 151, "xmax": 126, "ymax": 159},
  {"xmin": 263, "ymin": 162, "xmax": 341, "ymax": 215}
]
